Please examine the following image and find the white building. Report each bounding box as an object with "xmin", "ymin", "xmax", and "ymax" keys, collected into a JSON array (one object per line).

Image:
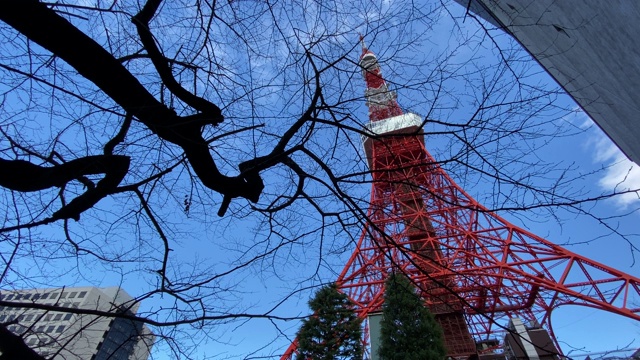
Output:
[{"xmin": 0, "ymin": 286, "xmax": 153, "ymax": 359}]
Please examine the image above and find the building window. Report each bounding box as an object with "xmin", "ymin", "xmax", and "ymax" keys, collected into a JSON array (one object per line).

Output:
[
  {"xmin": 32, "ymin": 293, "xmax": 40, "ymax": 300},
  {"xmin": 78, "ymin": 291, "xmax": 87, "ymax": 298},
  {"xmin": 56, "ymin": 325, "xmax": 65, "ymax": 333},
  {"xmin": 60, "ymin": 292, "xmax": 67, "ymax": 299},
  {"xmin": 50, "ymin": 293, "xmax": 58, "ymax": 299},
  {"xmin": 6, "ymin": 294, "xmax": 13, "ymax": 300},
  {"xmin": 46, "ymin": 325, "xmax": 55, "ymax": 333},
  {"xmin": 54, "ymin": 314, "xmax": 62, "ymax": 321},
  {"xmin": 0, "ymin": 315, "xmax": 5, "ymax": 322},
  {"xmin": 26, "ymin": 314, "xmax": 34, "ymax": 322},
  {"xmin": 44, "ymin": 314, "xmax": 52, "ymax": 321},
  {"xmin": 41, "ymin": 293, "xmax": 48, "ymax": 300},
  {"xmin": 27, "ymin": 337, "xmax": 36, "ymax": 345},
  {"xmin": 15, "ymin": 294, "xmax": 22, "ymax": 300},
  {"xmin": 69, "ymin": 292, "xmax": 77, "ymax": 299},
  {"xmin": 23, "ymin": 294, "xmax": 31, "ymax": 300},
  {"xmin": 63, "ymin": 313, "xmax": 73, "ymax": 321}
]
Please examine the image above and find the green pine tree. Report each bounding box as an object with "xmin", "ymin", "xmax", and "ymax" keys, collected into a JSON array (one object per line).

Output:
[
  {"xmin": 296, "ymin": 283, "xmax": 363, "ymax": 360},
  {"xmin": 378, "ymin": 273, "xmax": 447, "ymax": 360}
]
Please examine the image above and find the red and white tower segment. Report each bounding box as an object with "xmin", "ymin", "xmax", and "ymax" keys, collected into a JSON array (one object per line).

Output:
[{"xmin": 280, "ymin": 41, "xmax": 640, "ymax": 360}]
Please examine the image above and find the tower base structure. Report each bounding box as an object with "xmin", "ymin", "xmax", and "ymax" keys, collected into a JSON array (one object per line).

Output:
[
  {"xmin": 503, "ymin": 318, "xmax": 561, "ymax": 360},
  {"xmin": 281, "ymin": 111, "xmax": 640, "ymax": 359}
]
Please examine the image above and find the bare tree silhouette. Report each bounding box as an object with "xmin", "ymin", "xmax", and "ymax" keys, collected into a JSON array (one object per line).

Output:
[{"xmin": 0, "ymin": 0, "xmax": 636, "ymax": 358}]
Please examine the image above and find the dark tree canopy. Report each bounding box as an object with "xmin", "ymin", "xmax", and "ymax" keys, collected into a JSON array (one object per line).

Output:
[
  {"xmin": 296, "ymin": 283, "xmax": 363, "ymax": 360},
  {"xmin": 378, "ymin": 273, "xmax": 447, "ymax": 360}
]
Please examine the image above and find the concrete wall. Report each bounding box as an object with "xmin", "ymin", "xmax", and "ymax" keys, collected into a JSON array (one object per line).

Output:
[{"xmin": 454, "ymin": 0, "xmax": 640, "ymax": 164}]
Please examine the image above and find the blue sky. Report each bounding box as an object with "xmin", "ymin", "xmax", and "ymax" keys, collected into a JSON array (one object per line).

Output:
[{"xmin": 0, "ymin": 1, "xmax": 639, "ymax": 359}]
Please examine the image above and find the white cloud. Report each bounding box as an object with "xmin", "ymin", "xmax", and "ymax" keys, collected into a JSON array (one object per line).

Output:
[{"xmin": 580, "ymin": 112, "xmax": 640, "ymax": 208}]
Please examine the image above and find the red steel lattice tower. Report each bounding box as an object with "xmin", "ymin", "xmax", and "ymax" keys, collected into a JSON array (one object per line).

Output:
[{"xmin": 281, "ymin": 41, "xmax": 640, "ymax": 359}]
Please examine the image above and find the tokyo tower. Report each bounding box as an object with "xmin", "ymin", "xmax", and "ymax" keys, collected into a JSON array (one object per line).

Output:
[{"xmin": 281, "ymin": 40, "xmax": 640, "ymax": 359}]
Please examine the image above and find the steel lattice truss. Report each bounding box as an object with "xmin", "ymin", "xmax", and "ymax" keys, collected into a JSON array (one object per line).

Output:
[
  {"xmin": 280, "ymin": 42, "xmax": 640, "ymax": 359},
  {"xmin": 335, "ymin": 130, "xmax": 640, "ymax": 355}
]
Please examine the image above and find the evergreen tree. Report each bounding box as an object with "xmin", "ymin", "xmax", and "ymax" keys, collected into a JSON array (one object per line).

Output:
[
  {"xmin": 378, "ymin": 273, "xmax": 447, "ymax": 360},
  {"xmin": 296, "ymin": 283, "xmax": 363, "ymax": 360}
]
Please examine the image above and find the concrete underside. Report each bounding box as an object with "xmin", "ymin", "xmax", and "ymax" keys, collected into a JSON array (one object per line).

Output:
[{"xmin": 455, "ymin": 0, "xmax": 640, "ymax": 164}]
